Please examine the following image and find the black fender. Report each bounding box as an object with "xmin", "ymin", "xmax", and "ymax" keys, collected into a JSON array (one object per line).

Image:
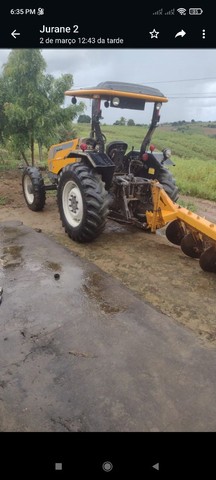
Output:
[
  {"xmin": 135, "ymin": 153, "xmax": 172, "ymax": 179},
  {"xmin": 66, "ymin": 150, "xmax": 115, "ymax": 190},
  {"xmin": 152, "ymin": 152, "xmax": 175, "ymax": 166}
]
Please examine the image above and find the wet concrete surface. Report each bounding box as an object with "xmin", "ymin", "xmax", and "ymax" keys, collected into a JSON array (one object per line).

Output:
[{"xmin": 1, "ymin": 221, "xmax": 216, "ymax": 432}]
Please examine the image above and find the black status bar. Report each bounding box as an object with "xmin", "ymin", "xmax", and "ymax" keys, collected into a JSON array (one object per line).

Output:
[{"xmin": 0, "ymin": 4, "xmax": 215, "ymax": 48}]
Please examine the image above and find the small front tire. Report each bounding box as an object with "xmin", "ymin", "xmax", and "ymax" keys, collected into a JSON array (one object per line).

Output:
[{"xmin": 22, "ymin": 167, "xmax": 46, "ymax": 211}]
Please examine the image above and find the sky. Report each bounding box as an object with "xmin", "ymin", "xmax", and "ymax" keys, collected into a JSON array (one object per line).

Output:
[{"xmin": 0, "ymin": 48, "xmax": 216, "ymax": 124}]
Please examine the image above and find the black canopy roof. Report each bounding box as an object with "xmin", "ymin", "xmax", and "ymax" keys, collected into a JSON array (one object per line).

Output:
[
  {"xmin": 96, "ymin": 81, "xmax": 166, "ymax": 99},
  {"xmin": 65, "ymin": 80, "xmax": 168, "ymax": 103}
]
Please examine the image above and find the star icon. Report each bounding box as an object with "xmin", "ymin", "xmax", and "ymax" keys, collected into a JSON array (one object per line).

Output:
[{"xmin": 149, "ymin": 28, "xmax": 159, "ymax": 39}]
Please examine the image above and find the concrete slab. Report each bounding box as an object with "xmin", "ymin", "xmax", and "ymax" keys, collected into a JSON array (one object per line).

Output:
[{"xmin": 0, "ymin": 220, "xmax": 216, "ymax": 432}]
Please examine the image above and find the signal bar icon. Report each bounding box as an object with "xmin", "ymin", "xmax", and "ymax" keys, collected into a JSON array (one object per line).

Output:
[
  {"xmin": 165, "ymin": 8, "xmax": 175, "ymax": 15},
  {"xmin": 153, "ymin": 8, "xmax": 163, "ymax": 15}
]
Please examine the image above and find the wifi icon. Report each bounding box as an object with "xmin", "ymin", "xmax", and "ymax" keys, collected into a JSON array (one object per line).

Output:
[{"xmin": 177, "ymin": 7, "xmax": 187, "ymax": 15}]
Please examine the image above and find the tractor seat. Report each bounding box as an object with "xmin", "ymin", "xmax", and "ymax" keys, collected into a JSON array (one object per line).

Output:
[{"xmin": 106, "ymin": 141, "xmax": 128, "ymax": 170}]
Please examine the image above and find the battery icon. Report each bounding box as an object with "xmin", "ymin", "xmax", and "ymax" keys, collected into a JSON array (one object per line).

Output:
[{"xmin": 189, "ymin": 8, "xmax": 203, "ymax": 15}]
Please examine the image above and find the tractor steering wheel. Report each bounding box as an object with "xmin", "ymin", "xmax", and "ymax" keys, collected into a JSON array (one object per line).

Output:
[
  {"xmin": 81, "ymin": 138, "xmax": 97, "ymax": 149},
  {"xmin": 80, "ymin": 134, "xmax": 107, "ymax": 151}
]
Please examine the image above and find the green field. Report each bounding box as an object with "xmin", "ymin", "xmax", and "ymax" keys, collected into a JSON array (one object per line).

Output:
[
  {"xmin": 1, "ymin": 122, "xmax": 216, "ymax": 201},
  {"xmin": 75, "ymin": 123, "xmax": 216, "ymax": 200}
]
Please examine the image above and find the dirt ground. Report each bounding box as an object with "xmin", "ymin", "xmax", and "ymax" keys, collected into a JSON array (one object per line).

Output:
[{"xmin": 1, "ymin": 170, "xmax": 216, "ymax": 345}]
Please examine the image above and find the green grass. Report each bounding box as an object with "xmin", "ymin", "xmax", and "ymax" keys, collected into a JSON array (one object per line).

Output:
[
  {"xmin": 74, "ymin": 124, "xmax": 216, "ymax": 201},
  {"xmin": 0, "ymin": 196, "xmax": 7, "ymax": 205},
  {"xmin": 0, "ymin": 143, "xmax": 48, "ymax": 170},
  {"xmin": 177, "ymin": 198, "xmax": 196, "ymax": 212},
  {"xmin": 74, "ymin": 123, "xmax": 149, "ymax": 150},
  {"xmin": 74, "ymin": 123, "xmax": 216, "ymax": 162},
  {"xmin": 153, "ymin": 130, "xmax": 216, "ymax": 161},
  {"xmin": 170, "ymin": 157, "xmax": 216, "ymax": 201}
]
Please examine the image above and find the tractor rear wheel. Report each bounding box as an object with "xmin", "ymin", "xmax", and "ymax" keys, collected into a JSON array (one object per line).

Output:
[
  {"xmin": 157, "ymin": 168, "xmax": 178, "ymax": 202},
  {"xmin": 57, "ymin": 163, "xmax": 109, "ymax": 243},
  {"xmin": 22, "ymin": 167, "xmax": 46, "ymax": 211}
]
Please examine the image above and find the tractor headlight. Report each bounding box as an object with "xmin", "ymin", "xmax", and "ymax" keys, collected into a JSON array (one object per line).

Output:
[
  {"xmin": 156, "ymin": 102, "xmax": 162, "ymax": 110},
  {"xmin": 112, "ymin": 97, "xmax": 120, "ymax": 106},
  {"xmin": 163, "ymin": 148, "xmax": 172, "ymax": 158}
]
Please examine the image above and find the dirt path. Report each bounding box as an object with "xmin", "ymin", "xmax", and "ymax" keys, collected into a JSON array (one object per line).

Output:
[{"xmin": 1, "ymin": 170, "xmax": 216, "ymax": 345}]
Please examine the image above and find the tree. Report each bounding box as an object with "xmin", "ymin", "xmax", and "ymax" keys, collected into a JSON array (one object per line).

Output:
[
  {"xmin": 34, "ymin": 73, "xmax": 83, "ymax": 158},
  {"xmin": 0, "ymin": 76, "xmax": 8, "ymax": 144},
  {"xmin": 54, "ymin": 124, "xmax": 77, "ymax": 143},
  {"xmin": 119, "ymin": 116, "xmax": 126, "ymax": 126},
  {"xmin": 127, "ymin": 119, "xmax": 135, "ymax": 126},
  {"xmin": 113, "ymin": 116, "xmax": 126, "ymax": 126},
  {"xmin": 1, "ymin": 49, "xmax": 84, "ymax": 165},
  {"xmin": 77, "ymin": 114, "xmax": 91, "ymax": 123}
]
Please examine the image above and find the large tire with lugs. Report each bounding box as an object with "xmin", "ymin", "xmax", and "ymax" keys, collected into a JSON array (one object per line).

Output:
[
  {"xmin": 57, "ymin": 163, "xmax": 109, "ymax": 243},
  {"xmin": 22, "ymin": 167, "xmax": 46, "ymax": 211},
  {"xmin": 157, "ymin": 167, "xmax": 179, "ymax": 202}
]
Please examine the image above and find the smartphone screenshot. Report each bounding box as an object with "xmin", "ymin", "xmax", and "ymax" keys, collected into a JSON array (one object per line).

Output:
[{"xmin": 0, "ymin": 4, "xmax": 216, "ymax": 477}]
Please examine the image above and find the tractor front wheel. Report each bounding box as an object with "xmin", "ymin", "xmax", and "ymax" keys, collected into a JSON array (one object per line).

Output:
[
  {"xmin": 22, "ymin": 167, "xmax": 46, "ymax": 211},
  {"xmin": 57, "ymin": 163, "xmax": 109, "ymax": 243}
]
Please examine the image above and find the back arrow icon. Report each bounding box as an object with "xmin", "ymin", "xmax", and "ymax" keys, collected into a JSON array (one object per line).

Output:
[
  {"xmin": 175, "ymin": 29, "xmax": 186, "ymax": 38},
  {"xmin": 11, "ymin": 30, "xmax": 20, "ymax": 39}
]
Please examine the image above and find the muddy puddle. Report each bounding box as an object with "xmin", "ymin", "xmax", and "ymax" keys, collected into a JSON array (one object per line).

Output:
[
  {"xmin": 83, "ymin": 271, "xmax": 126, "ymax": 315},
  {"xmin": 0, "ymin": 244, "xmax": 23, "ymax": 269}
]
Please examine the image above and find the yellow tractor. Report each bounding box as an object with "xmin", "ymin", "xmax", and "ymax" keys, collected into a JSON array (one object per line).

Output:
[{"xmin": 22, "ymin": 81, "xmax": 216, "ymax": 273}]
